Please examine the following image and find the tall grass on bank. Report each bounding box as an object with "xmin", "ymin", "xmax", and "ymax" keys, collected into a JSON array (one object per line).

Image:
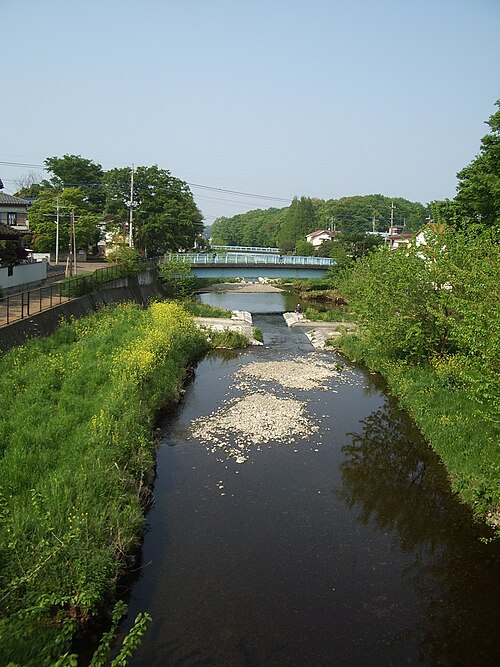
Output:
[
  {"xmin": 303, "ymin": 306, "xmax": 354, "ymax": 322},
  {"xmin": 0, "ymin": 302, "xmax": 208, "ymax": 665}
]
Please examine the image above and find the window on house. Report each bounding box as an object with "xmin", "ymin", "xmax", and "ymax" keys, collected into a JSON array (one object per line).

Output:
[{"xmin": 7, "ymin": 212, "xmax": 17, "ymax": 226}]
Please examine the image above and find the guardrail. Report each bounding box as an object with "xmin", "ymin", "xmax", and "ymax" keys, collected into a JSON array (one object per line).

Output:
[
  {"xmin": 165, "ymin": 253, "xmax": 336, "ymax": 266},
  {"xmin": 210, "ymin": 245, "xmax": 280, "ymax": 253},
  {"xmin": 0, "ymin": 258, "xmax": 162, "ymax": 328}
]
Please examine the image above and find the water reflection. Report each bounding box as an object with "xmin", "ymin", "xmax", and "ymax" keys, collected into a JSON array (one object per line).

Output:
[{"xmin": 338, "ymin": 399, "xmax": 500, "ymax": 665}]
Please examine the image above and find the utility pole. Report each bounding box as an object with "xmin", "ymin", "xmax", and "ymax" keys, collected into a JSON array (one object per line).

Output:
[
  {"xmin": 389, "ymin": 201, "xmax": 395, "ymax": 231},
  {"xmin": 55, "ymin": 198, "xmax": 60, "ymax": 265},
  {"xmin": 128, "ymin": 165, "xmax": 135, "ymax": 248},
  {"xmin": 66, "ymin": 210, "xmax": 76, "ymax": 277},
  {"xmin": 371, "ymin": 216, "xmax": 378, "ymax": 233},
  {"xmin": 73, "ymin": 210, "xmax": 78, "ymax": 276}
]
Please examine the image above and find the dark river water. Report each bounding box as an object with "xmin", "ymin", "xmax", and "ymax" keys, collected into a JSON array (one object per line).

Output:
[{"xmin": 115, "ymin": 292, "xmax": 500, "ymax": 667}]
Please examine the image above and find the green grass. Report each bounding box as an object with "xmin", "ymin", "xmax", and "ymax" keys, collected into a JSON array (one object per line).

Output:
[
  {"xmin": 0, "ymin": 301, "xmax": 209, "ymax": 665},
  {"xmin": 183, "ymin": 300, "xmax": 232, "ymax": 318},
  {"xmin": 252, "ymin": 327, "xmax": 264, "ymax": 343},
  {"xmin": 303, "ymin": 306, "xmax": 354, "ymax": 322},
  {"xmin": 204, "ymin": 328, "xmax": 249, "ymax": 349}
]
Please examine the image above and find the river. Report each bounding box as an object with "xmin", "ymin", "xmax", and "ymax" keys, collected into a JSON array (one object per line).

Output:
[{"xmin": 114, "ymin": 290, "xmax": 500, "ymax": 666}]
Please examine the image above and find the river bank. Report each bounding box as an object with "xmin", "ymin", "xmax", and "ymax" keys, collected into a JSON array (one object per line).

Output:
[
  {"xmin": 0, "ymin": 302, "xmax": 209, "ymax": 666},
  {"xmin": 117, "ymin": 305, "xmax": 500, "ymax": 666}
]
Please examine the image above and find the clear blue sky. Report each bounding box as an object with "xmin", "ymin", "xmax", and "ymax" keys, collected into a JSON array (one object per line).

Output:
[{"xmin": 2, "ymin": 0, "xmax": 499, "ymax": 224}]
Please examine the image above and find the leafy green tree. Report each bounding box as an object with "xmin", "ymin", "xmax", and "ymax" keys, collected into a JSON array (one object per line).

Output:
[
  {"xmin": 316, "ymin": 195, "xmax": 427, "ymax": 234},
  {"xmin": 454, "ymin": 101, "xmax": 500, "ymax": 228},
  {"xmin": 13, "ymin": 172, "xmax": 45, "ymax": 199},
  {"xmin": 277, "ymin": 196, "xmax": 317, "ymax": 248},
  {"xmin": 104, "ymin": 166, "xmax": 203, "ymax": 253},
  {"xmin": 44, "ymin": 154, "xmax": 105, "ymax": 210},
  {"xmin": 210, "ymin": 207, "xmax": 286, "ymax": 248},
  {"xmin": 316, "ymin": 239, "xmax": 352, "ymax": 266},
  {"xmin": 294, "ymin": 239, "xmax": 315, "ymax": 256},
  {"xmin": 159, "ymin": 256, "xmax": 196, "ymax": 298},
  {"xmin": 339, "ymin": 238, "xmax": 452, "ymax": 362},
  {"xmin": 28, "ymin": 188, "xmax": 101, "ymax": 254},
  {"xmin": 106, "ymin": 246, "xmax": 143, "ymax": 271},
  {"xmin": 339, "ymin": 225, "xmax": 499, "ymax": 374}
]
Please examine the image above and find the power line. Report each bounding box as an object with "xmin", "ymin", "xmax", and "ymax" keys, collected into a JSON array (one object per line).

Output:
[{"xmin": 0, "ymin": 159, "xmax": 293, "ymax": 204}]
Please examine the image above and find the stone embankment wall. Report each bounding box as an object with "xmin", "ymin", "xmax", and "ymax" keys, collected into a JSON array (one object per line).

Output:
[{"xmin": 0, "ymin": 269, "xmax": 166, "ymax": 354}]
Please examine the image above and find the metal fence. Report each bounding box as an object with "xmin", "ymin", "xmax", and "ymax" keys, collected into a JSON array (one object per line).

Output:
[{"xmin": 0, "ymin": 258, "xmax": 162, "ymax": 328}]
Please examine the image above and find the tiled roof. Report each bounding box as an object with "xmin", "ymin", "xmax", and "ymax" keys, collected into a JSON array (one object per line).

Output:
[
  {"xmin": 0, "ymin": 223, "xmax": 22, "ymax": 239},
  {"xmin": 0, "ymin": 192, "xmax": 30, "ymax": 206}
]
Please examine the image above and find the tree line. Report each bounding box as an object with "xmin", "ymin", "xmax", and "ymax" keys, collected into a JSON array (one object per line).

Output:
[
  {"xmin": 15, "ymin": 155, "xmax": 204, "ymax": 257},
  {"xmin": 210, "ymin": 193, "xmax": 429, "ymax": 254}
]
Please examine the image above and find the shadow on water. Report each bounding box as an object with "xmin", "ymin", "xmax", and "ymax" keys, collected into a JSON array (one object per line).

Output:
[
  {"xmin": 107, "ymin": 299, "xmax": 500, "ymax": 667},
  {"xmin": 338, "ymin": 399, "xmax": 500, "ymax": 665}
]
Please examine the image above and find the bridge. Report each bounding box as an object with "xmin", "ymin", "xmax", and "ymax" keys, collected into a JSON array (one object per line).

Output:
[
  {"xmin": 165, "ymin": 253, "xmax": 336, "ymax": 279},
  {"xmin": 210, "ymin": 245, "xmax": 279, "ymax": 254}
]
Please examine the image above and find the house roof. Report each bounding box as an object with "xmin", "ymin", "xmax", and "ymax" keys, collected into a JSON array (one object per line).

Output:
[
  {"xmin": 0, "ymin": 223, "xmax": 22, "ymax": 240},
  {"xmin": 306, "ymin": 229, "xmax": 336, "ymax": 239},
  {"xmin": 0, "ymin": 192, "xmax": 30, "ymax": 207}
]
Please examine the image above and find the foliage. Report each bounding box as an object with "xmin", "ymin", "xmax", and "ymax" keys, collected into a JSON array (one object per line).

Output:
[
  {"xmin": 106, "ymin": 246, "xmax": 143, "ymax": 270},
  {"xmin": 294, "ymin": 239, "xmax": 315, "ymax": 256},
  {"xmin": 44, "ymin": 154, "xmax": 105, "ymax": 211},
  {"xmin": 182, "ymin": 301, "xmax": 232, "ymax": 318},
  {"xmin": 455, "ymin": 101, "xmax": 500, "ymax": 228},
  {"xmin": 27, "ymin": 188, "xmax": 102, "ymax": 254},
  {"xmin": 431, "ymin": 101, "xmax": 500, "ymax": 229},
  {"xmin": 0, "ymin": 302, "xmax": 208, "ymax": 664},
  {"xmin": 316, "ymin": 194, "xmax": 428, "ymax": 233},
  {"xmin": 103, "ymin": 166, "xmax": 203, "ymax": 252},
  {"xmin": 22, "ymin": 155, "xmax": 204, "ymax": 257},
  {"xmin": 336, "ymin": 225, "xmax": 500, "ymax": 525},
  {"xmin": 0, "ymin": 242, "xmax": 28, "ymax": 265},
  {"xmin": 87, "ymin": 601, "xmax": 151, "ymax": 667},
  {"xmin": 252, "ymin": 327, "xmax": 264, "ymax": 343},
  {"xmin": 158, "ymin": 257, "xmax": 197, "ymax": 298},
  {"xmin": 277, "ymin": 196, "xmax": 317, "ymax": 249},
  {"xmin": 303, "ymin": 306, "xmax": 354, "ymax": 322},
  {"xmin": 209, "ymin": 194, "xmax": 427, "ymax": 251},
  {"xmin": 203, "ymin": 328, "xmax": 249, "ymax": 349}
]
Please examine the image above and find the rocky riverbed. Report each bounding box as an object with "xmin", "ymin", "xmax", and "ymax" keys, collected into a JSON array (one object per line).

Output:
[{"xmin": 189, "ymin": 355, "xmax": 349, "ymax": 463}]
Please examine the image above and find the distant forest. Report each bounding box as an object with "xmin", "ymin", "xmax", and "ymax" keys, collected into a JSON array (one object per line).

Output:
[{"xmin": 209, "ymin": 194, "xmax": 429, "ymax": 250}]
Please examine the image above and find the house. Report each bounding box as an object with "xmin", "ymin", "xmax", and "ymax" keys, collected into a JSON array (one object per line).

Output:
[
  {"xmin": 305, "ymin": 229, "xmax": 338, "ymax": 248},
  {"xmin": 387, "ymin": 231, "xmax": 413, "ymax": 250},
  {"xmin": 0, "ymin": 191, "xmax": 30, "ymax": 234},
  {"xmin": 414, "ymin": 222, "xmax": 446, "ymax": 248}
]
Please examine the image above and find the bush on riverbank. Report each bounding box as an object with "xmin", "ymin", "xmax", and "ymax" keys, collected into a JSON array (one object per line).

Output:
[
  {"xmin": 0, "ymin": 301, "xmax": 208, "ymax": 665},
  {"xmin": 183, "ymin": 301, "xmax": 232, "ymax": 318},
  {"xmin": 336, "ymin": 225, "xmax": 500, "ymax": 530},
  {"xmin": 303, "ymin": 306, "xmax": 354, "ymax": 323},
  {"xmin": 204, "ymin": 328, "xmax": 249, "ymax": 349}
]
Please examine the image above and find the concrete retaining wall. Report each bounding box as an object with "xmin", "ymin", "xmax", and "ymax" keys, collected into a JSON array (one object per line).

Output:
[
  {"xmin": 0, "ymin": 269, "xmax": 166, "ymax": 354},
  {"xmin": 0, "ymin": 260, "xmax": 48, "ymax": 294}
]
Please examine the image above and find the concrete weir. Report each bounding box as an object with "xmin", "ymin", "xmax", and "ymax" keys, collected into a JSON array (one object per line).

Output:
[
  {"xmin": 194, "ymin": 310, "xmax": 263, "ymax": 345},
  {"xmin": 283, "ymin": 312, "xmax": 357, "ymax": 349}
]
